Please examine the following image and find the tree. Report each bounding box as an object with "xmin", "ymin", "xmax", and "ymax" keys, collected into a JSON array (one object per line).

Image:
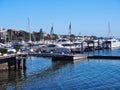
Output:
[
  {"xmin": 44, "ymin": 34, "xmax": 51, "ymax": 40},
  {"xmin": 7, "ymin": 29, "xmax": 14, "ymax": 41},
  {"xmin": 63, "ymin": 35, "xmax": 67, "ymax": 38},
  {"xmin": 33, "ymin": 32, "xmax": 39, "ymax": 41},
  {"xmin": 70, "ymin": 34, "xmax": 75, "ymax": 41},
  {"xmin": 0, "ymin": 48, "xmax": 8, "ymax": 55},
  {"xmin": 52, "ymin": 34, "xmax": 58, "ymax": 40}
]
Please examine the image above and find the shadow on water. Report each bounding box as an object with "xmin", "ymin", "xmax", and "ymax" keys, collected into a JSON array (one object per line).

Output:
[
  {"xmin": 0, "ymin": 70, "xmax": 24, "ymax": 90},
  {"xmin": 0, "ymin": 58, "xmax": 74, "ymax": 89},
  {"xmin": 24, "ymin": 60, "xmax": 73, "ymax": 82},
  {"xmin": 1, "ymin": 54, "xmax": 120, "ymax": 89},
  {"xmin": 85, "ymin": 49, "xmax": 112, "ymax": 56}
]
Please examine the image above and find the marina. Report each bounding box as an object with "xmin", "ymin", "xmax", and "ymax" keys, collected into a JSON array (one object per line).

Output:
[
  {"xmin": 0, "ymin": 38, "xmax": 120, "ymax": 71},
  {"xmin": 0, "ymin": 36, "xmax": 120, "ymax": 89},
  {"xmin": 0, "ymin": 37, "xmax": 120, "ymax": 89},
  {"xmin": 0, "ymin": 0, "xmax": 120, "ymax": 89},
  {"xmin": 1, "ymin": 48, "xmax": 120, "ymax": 89}
]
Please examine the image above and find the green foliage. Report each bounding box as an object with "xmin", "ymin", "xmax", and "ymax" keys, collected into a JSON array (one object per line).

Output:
[
  {"xmin": 0, "ymin": 48, "xmax": 8, "ymax": 55},
  {"xmin": 14, "ymin": 45, "xmax": 20, "ymax": 52},
  {"xmin": 52, "ymin": 34, "xmax": 58, "ymax": 40},
  {"xmin": 70, "ymin": 34, "xmax": 75, "ymax": 38},
  {"xmin": 63, "ymin": 35, "xmax": 67, "ymax": 38},
  {"xmin": 7, "ymin": 30, "xmax": 30, "ymax": 41},
  {"xmin": 6, "ymin": 29, "xmax": 59, "ymax": 41},
  {"xmin": 70, "ymin": 34, "xmax": 75, "ymax": 41},
  {"xmin": 44, "ymin": 34, "xmax": 51, "ymax": 40}
]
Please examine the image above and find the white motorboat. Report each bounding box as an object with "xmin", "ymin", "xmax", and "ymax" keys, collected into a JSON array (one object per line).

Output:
[
  {"xmin": 56, "ymin": 39, "xmax": 71, "ymax": 45},
  {"xmin": 107, "ymin": 38, "xmax": 120, "ymax": 48}
]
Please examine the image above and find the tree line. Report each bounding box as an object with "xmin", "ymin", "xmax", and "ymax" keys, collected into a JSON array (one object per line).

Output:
[
  {"xmin": 6, "ymin": 29, "xmax": 59, "ymax": 42},
  {"xmin": 0, "ymin": 28, "xmax": 76, "ymax": 43}
]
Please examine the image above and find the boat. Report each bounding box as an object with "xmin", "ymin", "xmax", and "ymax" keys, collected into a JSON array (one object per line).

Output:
[
  {"xmin": 104, "ymin": 22, "xmax": 120, "ymax": 48},
  {"xmin": 106, "ymin": 37, "xmax": 120, "ymax": 48},
  {"xmin": 40, "ymin": 44, "xmax": 71, "ymax": 54},
  {"xmin": 56, "ymin": 39, "xmax": 71, "ymax": 45}
]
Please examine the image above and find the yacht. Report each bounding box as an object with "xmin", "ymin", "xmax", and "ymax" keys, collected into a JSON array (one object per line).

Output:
[
  {"xmin": 56, "ymin": 39, "xmax": 71, "ymax": 45},
  {"xmin": 107, "ymin": 38, "xmax": 120, "ymax": 48}
]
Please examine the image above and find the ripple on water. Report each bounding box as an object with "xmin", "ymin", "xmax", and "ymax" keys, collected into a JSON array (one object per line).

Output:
[{"xmin": 1, "ymin": 53, "xmax": 120, "ymax": 90}]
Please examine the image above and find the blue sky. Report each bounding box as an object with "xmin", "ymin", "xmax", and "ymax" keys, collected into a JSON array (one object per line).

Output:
[{"xmin": 0, "ymin": 0, "xmax": 120, "ymax": 37}]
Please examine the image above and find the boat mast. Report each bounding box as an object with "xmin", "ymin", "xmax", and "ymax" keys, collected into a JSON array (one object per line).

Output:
[
  {"xmin": 69, "ymin": 23, "xmax": 71, "ymax": 40},
  {"xmin": 108, "ymin": 21, "xmax": 111, "ymax": 38},
  {"xmin": 28, "ymin": 17, "xmax": 32, "ymax": 43},
  {"xmin": 50, "ymin": 25, "xmax": 53, "ymax": 43}
]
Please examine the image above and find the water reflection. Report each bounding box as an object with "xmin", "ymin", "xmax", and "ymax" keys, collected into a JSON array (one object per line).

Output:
[
  {"xmin": 85, "ymin": 48, "xmax": 120, "ymax": 56},
  {"xmin": 0, "ymin": 58, "xmax": 73, "ymax": 90},
  {"xmin": 23, "ymin": 60, "xmax": 72, "ymax": 81},
  {"xmin": 1, "ymin": 54, "xmax": 120, "ymax": 89},
  {"xmin": 0, "ymin": 70, "xmax": 23, "ymax": 90}
]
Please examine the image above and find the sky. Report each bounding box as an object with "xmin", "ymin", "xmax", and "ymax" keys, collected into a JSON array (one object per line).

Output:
[{"xmin": 0, "ymin": 0, "xmax": 120, "ymax": 37}]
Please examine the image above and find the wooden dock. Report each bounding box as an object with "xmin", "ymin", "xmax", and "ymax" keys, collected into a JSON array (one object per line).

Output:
[
  {"xmin": 29, "ymin": 53, "xmax": 87, "ymax": 61},
  {"xmin": 88, "ymin": 55, "xmax": 120, "ymax": 59},
  {"xmin": 29, "ymin": 53, "xmax": 59, "ymax": 57},
  {"xmin": 29, "ymin": 53, "xmax": 120, "ymax": 60},
  {"xmin": 52, "ymin": 54, "xmax": 87, "ymax": 61},
  {"xmin": 52, "ymin": 55, "xmax": 120, "ymax": 61},
  {"xmin": 0, "ymin": 53, "xmax": 27, "ymax": 71}
]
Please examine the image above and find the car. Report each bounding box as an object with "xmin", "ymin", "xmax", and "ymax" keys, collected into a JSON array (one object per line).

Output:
[
  {"xmin": 20, "ymin": 46, "xmax": 28, "ymax": 52},
  {"xmin": 7, "ymin": 47, "xmax": 16, "ymax": 54}
]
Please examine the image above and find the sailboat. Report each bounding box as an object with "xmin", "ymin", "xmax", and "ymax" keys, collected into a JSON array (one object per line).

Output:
[
  {"xmin": 27, "ymin": 18, "xmax": 34, "ymax": 53},
  {"xmin": 28, "ymin": 17, "xmax": 32, "ymax": 43}
]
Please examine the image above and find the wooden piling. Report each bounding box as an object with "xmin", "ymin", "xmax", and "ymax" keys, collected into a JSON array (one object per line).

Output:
[
  {"xmin": 14, "ymin": 59, "xmax": 17, "ymax": 70},
  {"xmin": 8, "ymin": 61, "xmax": 11, "ymax": 71},
  {"xmin": 81, "ymin": 42, "xmax": 84, "ymax": 53},
  {"xmin": 23, "ymin": 59, "xmax": 26, "ymax": 70},
  {"xmin": 18, "ymin": 59, "xmax": 22, "ymax": 69},
  {"xmin": 93, "ymin": 41, "xmax": 95, "ymax": 50},
  {"xmin": 0, "ymin": 53, "xmax": 27, "ymax": 71}
]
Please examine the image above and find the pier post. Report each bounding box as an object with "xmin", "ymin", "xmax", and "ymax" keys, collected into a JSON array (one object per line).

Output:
[
  {"xmin": 110, "ymin": 42, "xmax": 111, "ymax": 49},
  {"xmin": 88, "ymin": 42, "xmax": 90, "ymax": 51},
  {"xmin": 23, "ymin": 67, "xmax": 27, "ymax": 79},
  {"xmin": 97, "ymin": 39, "xmax": 101, "ymax": 50},
  {"xmin": 86, "ymin": 42, "xmax": 89, "ymax": 51},
  {"xmin": 81, "ymin": 42, "xmax": 84, "ymax": 53},
  {"xmin": 93, "ymin": 41, "xmax": 95, "ymax": 50},
  {"xmin": 18, "ymin": 59, "xmax": 22, "ymax": 69},
  {"xmin": 8, "ymin": 61, "xmax": 11, "ymax": 71},
  {"xmin": 23, "ymin": 58, "xmax": 26, "ymax": 70},
  {"xmin": 88, "ymin": 42, "xmax": 89, "ymax": 47},
  {"xmin": 98, "ymin": 39, "xmax": 100, "ymax": 47},
  {"xmin": 8, "ymin": 57, "xmax": 17, "ymax": 70},
  {"xmin": 14, "ymin": 59, "xmax": 17, "ymax": 70}
]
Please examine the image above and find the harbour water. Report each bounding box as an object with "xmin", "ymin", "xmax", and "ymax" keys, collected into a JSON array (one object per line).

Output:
[{"xmin": 1, "ymin": 48, "xmax": 120, "ymax": 89}]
